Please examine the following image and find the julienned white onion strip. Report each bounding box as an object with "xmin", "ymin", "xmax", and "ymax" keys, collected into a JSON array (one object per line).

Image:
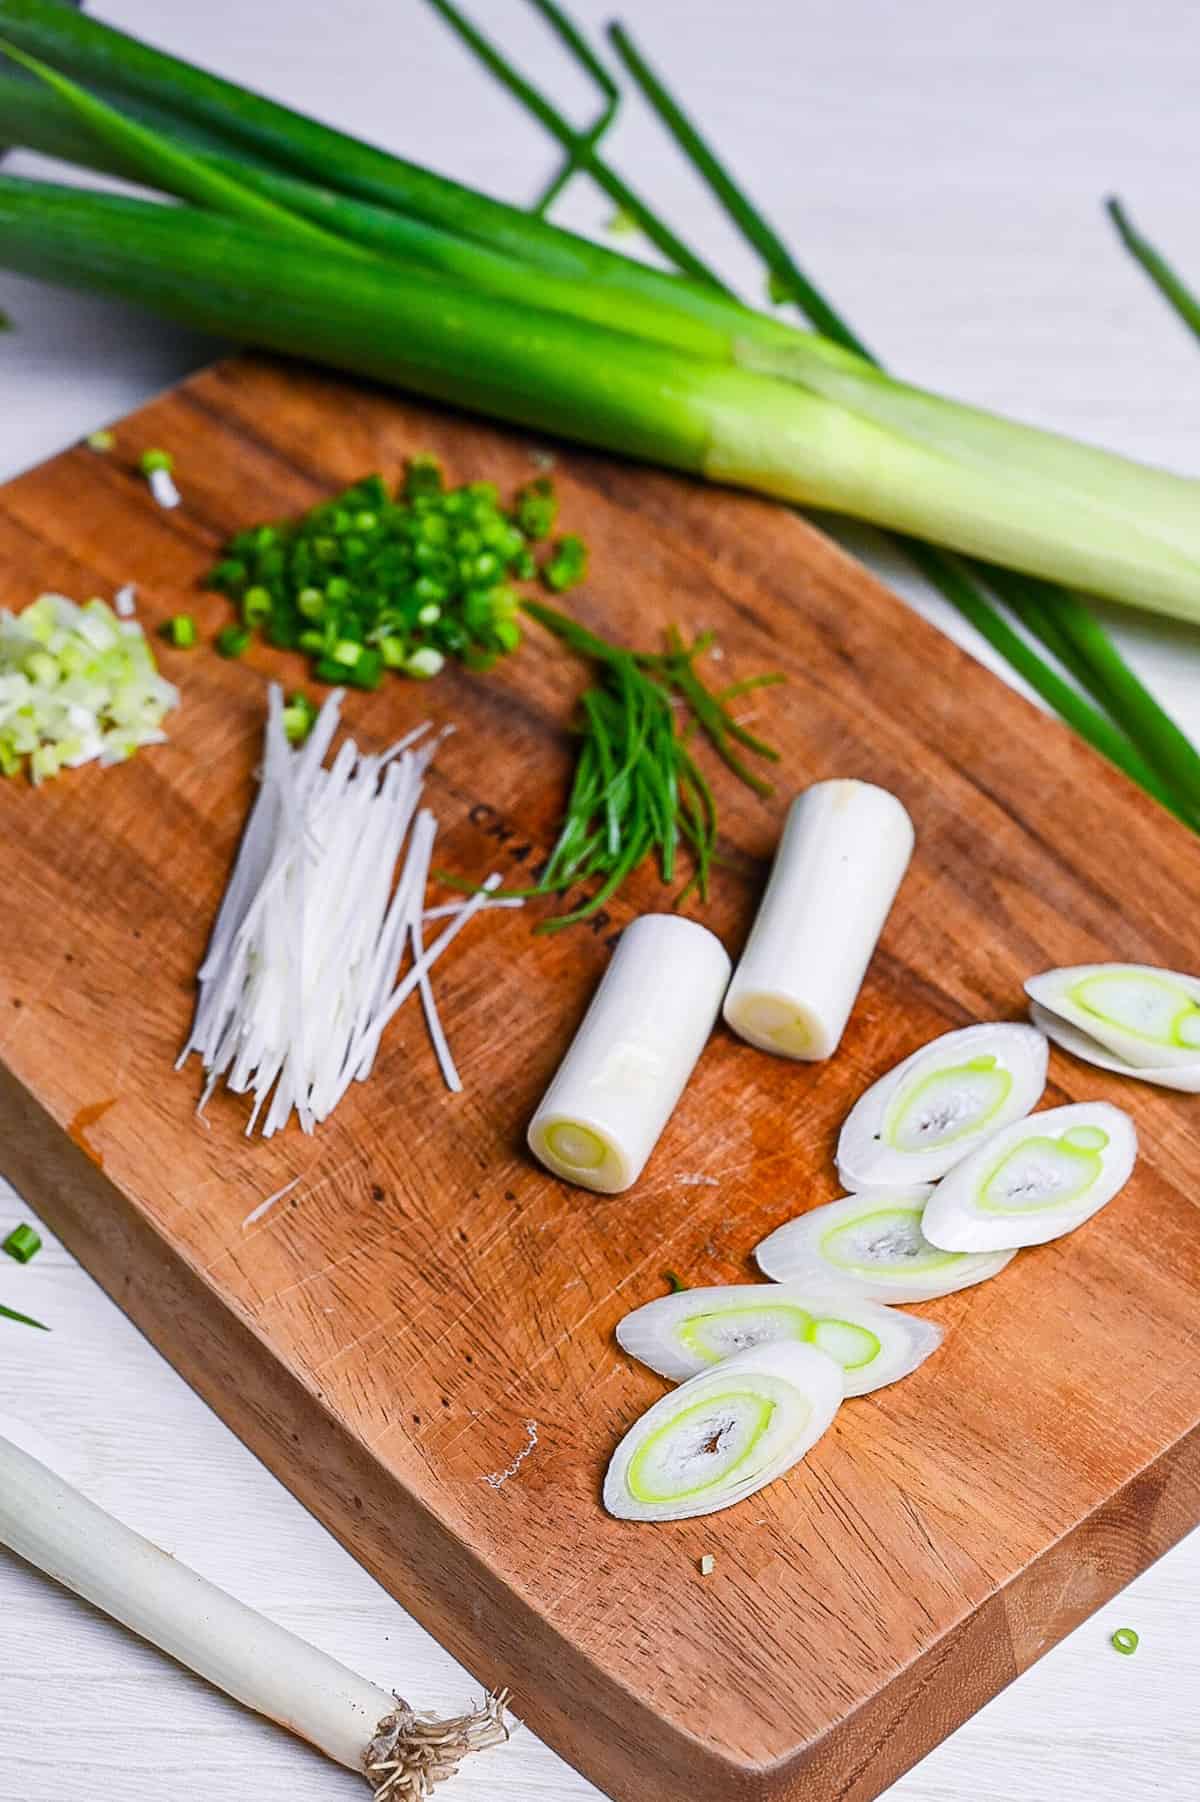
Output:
[
  {"xmin": 179, "ymin": 686, "xmax": 508, "ymax": 1134},
  {"xmin": 0, "ymin": 1434, "xmax": 509, "ymax": 1798}
]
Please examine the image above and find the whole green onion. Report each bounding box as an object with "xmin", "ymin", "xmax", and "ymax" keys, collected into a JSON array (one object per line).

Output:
[{"xmin": 3, "ymin": 175, "xmax": 1199, "ymax": 635}]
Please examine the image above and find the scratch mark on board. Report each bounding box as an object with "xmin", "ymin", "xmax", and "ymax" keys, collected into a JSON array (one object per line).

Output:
[{"xmin": 482, "ymin": 1421, "xmax": 539, "ymax": 1490}]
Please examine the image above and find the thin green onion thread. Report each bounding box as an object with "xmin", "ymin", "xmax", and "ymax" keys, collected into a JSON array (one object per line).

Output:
[
  {"xmin": 524, "ymin": 0, "xmax": 619, "ymax": 218},
  {"xmin": 424, "ymin": 0, "xmax": 723, "ymax": 287},
  {"xmin": 1107, "ymin": 198, "xmax": 1200, "ymax": 347}
]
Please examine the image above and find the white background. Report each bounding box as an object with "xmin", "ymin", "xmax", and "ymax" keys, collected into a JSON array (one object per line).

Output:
[{"xmin": 1, "ymin": 3, "xmax": 1198, "ymax": 1799}]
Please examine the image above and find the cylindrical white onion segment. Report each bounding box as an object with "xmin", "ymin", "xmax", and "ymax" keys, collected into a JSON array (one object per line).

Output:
[
  {"xmin": 921, "ymin": 1100, "xmax": 1138, "ymax": 1252},
  {"xmin": 723, "ymin": 780, "xmax": 915, "ymax": 1061},
  {"xmin": 1026, "ymin": 964, "xmax": 1200, "ymax": 1072},
  {"xmin": 616, "ymin": 1282, "xmax": 942, "ymax": 1398},
  {"xmin": 837, "ymin": 1022, "xmax": 1049, "ymax": 1190},
  {"xmin": 603, "ymin": 1342, "xmax": 843, "ymax": 1521},
  {"xmin": 528, "ymin": 914, "xmax": 731, "ymax": 1193},
  {"xmin": 0, "ymin": 1435, "xmax": 508, "ymax": 1795},
  {"xmin": 754, "ymin": 1188, "xmax": 1016, "ymax": 1302},
  {"xmin": 1029, "ymin": 1000, "xmax": 1200, "ymax": 1093}
]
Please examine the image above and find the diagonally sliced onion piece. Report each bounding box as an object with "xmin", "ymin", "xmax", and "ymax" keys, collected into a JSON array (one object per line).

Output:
[
  {"xmin": 1025, "ymin": 964, "xmax": 1200, "ymax": 1071},
  {"xmin": 603, "ymin": 1342, "xmax": 842, "ymax": 1522},
  {"xmin": 615, "ymin": 1283, "xmax": 942, "ymax": 1398},
  {"xmin": 837, "ymin": 1022, "xmax": 1048, "ymax": 1191},
  {"xmin": 921, "ymin": 1101, "xmax": 1137, "ymax": 1252},
  {"xmin": 754, "ymin": 1188, "xmax": 1016, "ymax": 1302},
  {"xmin": 1029, "ymin": 1000, "xmax": 1200, "ymax": 1093}
]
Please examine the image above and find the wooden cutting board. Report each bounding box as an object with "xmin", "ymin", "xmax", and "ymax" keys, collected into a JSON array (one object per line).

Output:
[{"xmin": 2, "ymin": 354, "xmax": 1199, "ymax": 1802}]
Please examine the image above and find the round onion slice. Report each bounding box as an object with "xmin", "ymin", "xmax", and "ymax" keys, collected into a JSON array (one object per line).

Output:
[
  {"xmin": 921, "ymin": 1100, "xmax": 1137, "ymax": 1253},
  {"xmin": 837, "ymin": 1022, "xmax": 1048, "ymax": 1191},
  {"xmin": 754, "ymin": 1188, "xmax": 1015, "ymax": 1302},
  {"xmin": 615, "ymin": 1283, "xmax": 942, "ymax": 1398},
  {"xmin": 1029, "ymin": 1001, "xmax": 1200, "ymax": 1093},
  {"xmin": 1025, "ymin": 964, "xmax": 1200, "ymax": 1072},
  {"xmin": 603, "ymin": 1342, "xmax": 842, "ymax": 1521}
]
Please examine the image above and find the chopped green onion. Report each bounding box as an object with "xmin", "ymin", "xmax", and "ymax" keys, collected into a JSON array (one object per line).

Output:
[
  {"xmin": 664, "ymin": 1270, "xmax": 687, "ymax": 1293},
  {"xmin": 3, "ymin": 1224, "xmax": 41, "ymax": 1263},
  {"xmin": 86, "ymin": 427, "xmax": 115, "ymax": 452},
  {"xmin": 163, "ymin": 614, "xmax": 197, "ymax": 648},
  {"xmin": 698, "ymin": 1554, "xmax": 715, "ymax": 1575},
  {"xmin": 281, "ymin": 691, "xmax": 317, "ymax": 744},
  {"xmin": 1110, "ymin": 1627, "xmax": 1139, "ymax": 1656},
  {"xmin": 215, "ymin": 625, "xmax": 250, "ymax": 659},
  {"xmin": 208, "ymin": 458, "xmax": 583, "ymax": 689},
  {"xmin": 606, "ymin": 206, "xmax": 639, "ymax": 237},
  {"xmin": 515, "ymin": 477, "xmax": 557, "ymax": 541},
  {"xmin": 543, "ymin": 533, "xmax": 587, "ymax": 593},
  {"xmin": 139, "ymin": 447, "xmax": 173, "ymax": 474}
]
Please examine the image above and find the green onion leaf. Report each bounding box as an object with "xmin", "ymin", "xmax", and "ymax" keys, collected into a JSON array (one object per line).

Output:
[
  {"xmin": 1107, "ymin": 198, "xmax": 1200, "ymax": 347},
  {"xmin": 0, "ymin": 1300, "xmax": 48, "ymax": 1329},
  {"xmin": 0, "ymin": 36, "xmax": 356, "ymax": 255}
]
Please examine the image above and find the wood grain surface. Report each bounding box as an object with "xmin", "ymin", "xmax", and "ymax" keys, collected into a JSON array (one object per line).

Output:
[{"xmin": 1, "ymin": 353, "xmax": 1198, "ymax": 1802}]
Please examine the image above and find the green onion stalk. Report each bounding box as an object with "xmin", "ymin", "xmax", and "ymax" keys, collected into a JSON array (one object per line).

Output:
[
  {"xmin": 0, "ymin": 45, "xmax": 1157, "ymax": 796},
  {"xmin": 6, "ymin": 171, "xmax": 1200, "ymax": 637},
  {"xmin": 598, "ymin": 19, "xmax": 1200, "ymax": 816},
  {"xmin": 423, "ymin": 0, "xmax": 1200, "ymax": 817},
  {"xmin": 0, "ymin": 5, "xmax": 1198, "ymax": 647}
]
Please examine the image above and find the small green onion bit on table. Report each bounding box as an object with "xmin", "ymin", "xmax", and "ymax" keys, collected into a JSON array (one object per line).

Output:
[
  {"xmin": 207, "ymin": 457, "xmax": 588, "ymax": 692},
  {"xmin": 2, "ymin": 1223, "xmax": 41, "ymax": 1263},
  {"xmin": 1110, "ymin": 1627, "xmax": 1140, "ymax": 1656}
]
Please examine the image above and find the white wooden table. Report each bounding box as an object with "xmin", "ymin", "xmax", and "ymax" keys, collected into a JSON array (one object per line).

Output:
[{"xmin": 1, "ymin": 3, "xmax": 1198, "ymax": 1798}]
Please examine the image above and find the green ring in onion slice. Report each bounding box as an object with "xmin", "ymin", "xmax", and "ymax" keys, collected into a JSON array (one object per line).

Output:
[
  {"xmin": 754, "ymin": 1188, "xmax": 1016, "ymax": 1303},
  {"xmin": 615, "ymin": 1281, "xmax": 942, "ymax": 1397},
  {"xmin": 921, "ymin": 1101, "xmax": 1137, "ymax": 1253},
  {"xmin": 837, "ymin": 1022, "xmax": 1048, "ymax": 1191},
  {"xmin": 1027, "ymin": 964, "xmax": 1200, "ymax": 1080},
  {"xmin": 604, "ymin": 1341, "xmax": 843, "ymax": 1522},
  {"xmin": 1029, "ymin": 999, "xmax": 1200, "ymax": 1093}
]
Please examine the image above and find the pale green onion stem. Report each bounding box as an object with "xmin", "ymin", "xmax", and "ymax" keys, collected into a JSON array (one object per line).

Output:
[{"xmin": 603, "ymin": 18, "xmax": 1200, "ymax": 816}]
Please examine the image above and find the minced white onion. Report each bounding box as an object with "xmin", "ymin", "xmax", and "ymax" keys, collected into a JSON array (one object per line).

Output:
[
  {"xmin": 178, "ymin": 686, "xmax": 502, "ymax": 1134},
  {"xmin": 0, "ymin": 592, "xmax": 177, "ymax": 781}
]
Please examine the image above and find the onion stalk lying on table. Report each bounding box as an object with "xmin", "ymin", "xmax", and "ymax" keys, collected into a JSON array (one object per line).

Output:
[
  {"xmin": 0, "ymin": 1431, "xmax": 509, "ymax": 1797},
  {"xmin": 0, "ymin": 0, "xmax": 1198, "ymax": 819}
]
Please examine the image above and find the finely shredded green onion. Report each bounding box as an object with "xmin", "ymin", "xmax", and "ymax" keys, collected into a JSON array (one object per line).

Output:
[{"xmin": 490, "ymin": 600, "xmax": 780, "ymax": 927}]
